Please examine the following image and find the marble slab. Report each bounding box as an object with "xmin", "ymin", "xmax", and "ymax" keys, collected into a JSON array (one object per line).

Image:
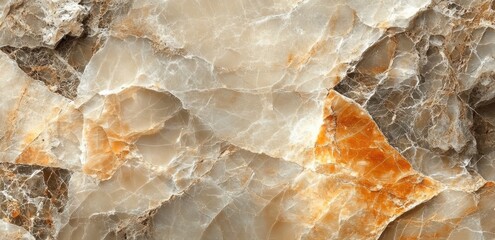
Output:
[{"xmin": 0, "ymin": 0, "xmax": 494, "ymax": 239}]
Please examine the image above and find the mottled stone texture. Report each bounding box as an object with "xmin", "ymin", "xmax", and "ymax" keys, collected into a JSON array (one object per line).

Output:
[
  {"xmin": 0, "ymin": 163, "xmax": 71, "ymax": 239},
  {"xmin": 335, "ymin": 0, "xmax": 495, "ymax": 192},
  {"xmin": 0, "ymin": 0, "xmax": 494, "ymax": 239}
]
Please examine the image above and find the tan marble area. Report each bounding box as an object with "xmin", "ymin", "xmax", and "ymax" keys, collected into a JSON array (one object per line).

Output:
[{"xmin": 0, "ymin": 0, "xmax": 494, "ymax": 239}]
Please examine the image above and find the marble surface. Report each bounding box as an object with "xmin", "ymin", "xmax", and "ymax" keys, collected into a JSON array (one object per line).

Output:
[{"xmin": 0, "ymin": 0, "xmax": 494, "ymax": 239}]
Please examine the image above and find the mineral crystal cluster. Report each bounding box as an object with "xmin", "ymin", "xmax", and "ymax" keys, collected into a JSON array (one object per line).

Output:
[{"xmin": 0, "ymin": 0, "xmax": 494, "ymax": 239}]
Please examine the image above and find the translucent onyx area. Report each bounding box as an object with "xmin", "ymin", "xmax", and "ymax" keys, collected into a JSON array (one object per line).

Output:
[{"xmin": 1, "ymin": 0, "xmax": 495, "ymax": 239}]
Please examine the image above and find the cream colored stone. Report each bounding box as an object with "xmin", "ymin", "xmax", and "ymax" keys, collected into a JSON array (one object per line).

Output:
[
  {"xmin": 3, "ymin": 0, "xmax": 495, "ymax": 239},
  {"xmin": 381, "ymin": 183, "xmax": 495, "ymax": 240},
  {"xmin": 0, "ymin": 0, "xmax": 88, "ymax": 47},
  {"xmin": 0, "ymin": 52, "xmax": 73, "ymax": 165},
  {"xmin": 0, "ymin": 220, "xmax": 35, "ymax": 240}
]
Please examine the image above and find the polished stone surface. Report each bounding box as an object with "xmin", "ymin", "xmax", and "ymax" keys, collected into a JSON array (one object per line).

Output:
[{"xmin": 0, "ymin": 0, "xmax": 494, "ymax": 239}]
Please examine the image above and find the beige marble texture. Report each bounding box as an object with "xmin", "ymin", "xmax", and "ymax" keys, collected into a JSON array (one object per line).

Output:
[{"xmin": 0, "ymin": 0, "xmax": 494, "ymax": 239}]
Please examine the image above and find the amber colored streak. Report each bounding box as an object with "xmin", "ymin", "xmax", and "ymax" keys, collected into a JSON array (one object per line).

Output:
[
  {"xmin": 15, "ymin": 146, "xmax": 54, "ymax": 165},
  {"xmin": 303, "ymin": 175, "xmax": 440, "ymax": 239},
  {"xmin": 95, "ymin": 88, "xmax": 158, "ymax": 142},
  {"xmin": 316, "ymin": 90, "xmax": 412, "ymax": 182},
  {"xmin": 306, "ymin": 90, "xmax": 441, "ymax": 239},
  {"xmin": 112, "ymin": 6, "xmax": 162, "ymax": 45},
  {"xmin": 1, "ymin": 82, "xmax": 29, "ymax": 153},
  {"xmin": 99, "ymin": 93, "xmax": 131, "ymax": 137},
  {"xmin": 287, "ymin": 41, "xmax": 326, "ymax": 68},
  {"xmin": 3, "ymin": 80, "xmax": 64, "ymax": 164},
  {"xmin": 11, "ymin": 208, "xmax": 20, "ymax": 218},
  {"xmin": 82, "ymin": 89, "xmax": 159, "ymax": 180},
  {"xmin": 306, "ymin": 184, "xmax": 393, "ymax": 239},
  {"xmin": 484, "ymin": 181, "xmax": 495, "ymax": 187},
  {"xmin": 82, "ymin": 121, "xmax": 129, "ymax": 180}
]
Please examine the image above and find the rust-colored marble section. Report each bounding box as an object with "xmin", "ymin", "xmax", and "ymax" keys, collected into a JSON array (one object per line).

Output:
[
  {"xmin": 335, "ymin": 0, "xmax": 494, "ymax": 192},
  {"xmin": 1, "ymin": 0, "xmax": 495, "ymax": 239},
  {"xmin": 303, "ymin": 90, "xmax": 441, "ymax": 239},
  {"xmin": 316, "ymin": 91, "xmax": 413, "ymax": 181}
]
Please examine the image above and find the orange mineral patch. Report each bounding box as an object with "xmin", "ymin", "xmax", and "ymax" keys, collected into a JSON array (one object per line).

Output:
[
  {"xmin": 315, "ymin": 90, "xmax": 413, "ymax": 182},
  {"xmin": 11, "ymin": 209, "xmax": 20, "ymax": 218},
  {"xmin": 82, "ymin": 121, "xmax": 126, "ymax": 180},
  {"xmin": 16, "ymin": 146, "xmax": 54, "ymax": 166},
  {"xmin": 298, "ymin": 90, "xmax": 442, "ymax": 239}
]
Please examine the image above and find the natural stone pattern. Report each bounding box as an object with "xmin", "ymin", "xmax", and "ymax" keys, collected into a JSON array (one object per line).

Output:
[
  {"xmin": 381, "ymin": 182, "xmax": 495, "ymax": 239},
  {"xmin": 335, "ymin": 0, "xmax": 495, "ymax": 191},
  {"xmin": 0, "ymin": 51, "xmax": 73, "ymax": 165},
  {"xmin": 0, "ymin": 0, "xmax": 131, "ymax": 99},
  {"xmin": 1, "ymin": 0, "xmax": 495, "ymax": 239},
  {"xmin": 0, "ymin": 220, "xmax": 35, "ymax": 240},
  {"xmin": 104, "ymin": 0, "xmax": 428, "ymax": 161},
  {"xmin": 0, "ymin": 163, "xmax": 71, "ymax": 239},
  {"xmin": 57, "ymin": 91, "xmax": 440, "ymax": 240},
  {"xmin": 1, "ymin": 45, "xmax": 83, "ymax": 99},
  {"xmin": 0, "ymin": 0, "xmax": 88, "ymax": 48}
]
